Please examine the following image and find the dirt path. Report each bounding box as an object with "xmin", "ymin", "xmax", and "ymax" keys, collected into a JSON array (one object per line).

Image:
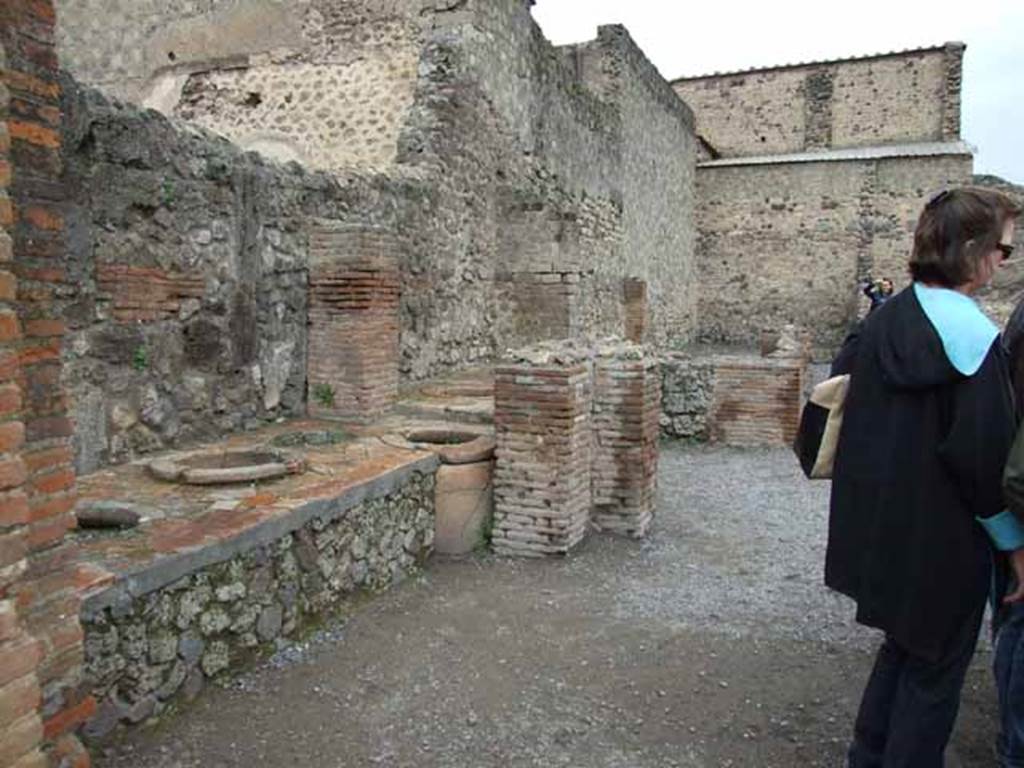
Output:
[{"xmin": 94, "ymin": 445, "xmax": 1000, "ymax": 767}]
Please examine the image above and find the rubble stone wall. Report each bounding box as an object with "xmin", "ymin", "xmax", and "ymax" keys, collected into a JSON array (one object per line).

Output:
[
  {"xmin": 673, "ymin": 44, "xmax": 963, "ymax": 157},
  {"xmin": 56, "ymin": 0, "xmax": 701, "ymax": 476},
  {"xmin": 60, "ymin": 85, "xmax": 323, "ymax": 474},
  {"xmin": 695, "ymin": 152, "xmax": 972, "ymax": 353},
  {"xmin": 659, "ymin": 354, "xmax": 716, "ymax": 441},
  {"xmin": 79, "ymin": 468, "xmax": 436, "ymax": 743}
]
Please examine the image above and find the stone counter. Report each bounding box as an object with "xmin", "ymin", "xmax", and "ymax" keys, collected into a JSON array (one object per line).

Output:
[{"xmin": 72, "ymin": 424, "xmax": 439, "ymax": 742}]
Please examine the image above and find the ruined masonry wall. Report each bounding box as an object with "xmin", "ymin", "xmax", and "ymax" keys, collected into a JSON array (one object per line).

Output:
[
  {"xmin": 673, "ymin": 45, "xmax": 963, "ymax": 157},
  {"xmin": 176, "ymin": 55, "xmax": 420, "ymax": 172},
  {"xmin": 695, "ymin": 153, "xmax": 972, "ymax": 353},
  {"xmin": 60, "ymin": 85, "xmax": 324, "ymax": 474},
  {"xmin": 659, "ymin": 355, "xmax": 716, "ymax": 441},
  {"xmin": 56, "ymin": 0, "xmax": 700, "ymax": 473},
  {"xmin": 659, "ymin": 353, "xmax": 805, "ymax": 448},
  {"xmin": 606, "ymin": 26, "xmax": 698, "ymax": 343},
  {"xmin": 79, "ymin": 470, "xmax": 435, "ymax": 743}
]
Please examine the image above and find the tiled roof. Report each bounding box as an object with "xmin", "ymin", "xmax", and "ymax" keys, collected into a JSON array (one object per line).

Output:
[
  {"xmin": 698, "ymin": 141, "xmax": 974, "ymax": 168},
  {"xmin": 670, "ymin": 42, "xmax": 961, "ymax": 83}
]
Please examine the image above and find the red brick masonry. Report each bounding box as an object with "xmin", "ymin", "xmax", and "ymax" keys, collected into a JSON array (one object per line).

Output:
[
  {"xmin": 307, "ymin": 224, "xmax": 400, "ymax": 422},
  {"xmin": 1, "ymin": 0, "xmax": 90, "ymax": 765},
  {"xmin": 591, "ymin": 348, "xmax": 659, "ymax": 538},
  {"xmin": 709, "ymin": 356, "xmax": 805, "ymax": 446},
  {"xmin": 492, "ymin": 357, "xmax": 593, "ymax": 557}
]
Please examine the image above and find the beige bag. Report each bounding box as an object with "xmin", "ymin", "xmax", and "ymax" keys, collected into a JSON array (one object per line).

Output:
[{"xmin": 794, "ymin": 374, "xmax": 851, "ymax": 479}]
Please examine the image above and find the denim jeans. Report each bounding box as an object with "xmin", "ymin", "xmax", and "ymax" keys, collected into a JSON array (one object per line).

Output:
[
  {"xmin": 847, "ymin": 606, "xmax": 984, "ymax": 768},
  {"xmin": 995, "ymin": 601, "xmax": 1024, "ymax": 767}
]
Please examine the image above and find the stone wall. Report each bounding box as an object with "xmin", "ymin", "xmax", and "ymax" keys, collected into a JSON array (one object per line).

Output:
[
  {"xmin": 60, "ymin": 85, "xmax": 325, "ymax": 474},
  {"xmin": 590, "ymin": 26, "xmax": 698, "ymax": 344},
  {"xmin": 79, "ymin": 468, "xmax": 435, "ymax": 743},
  {"xmin": 0, "ymin": 0, "xmax": 90, "ymax": 765},
  {"xmin": 695, "ymin": 151, "xmax": 972, "ymax": 353},
  {"xmin": 660, "ymin": 354, "xmax": 716, "ymax": 441},
  {"xmin": 54, "ymin": 0, "xmax": 700, "ymax": 476},
  {"xmin": 660, "ymin": 352, "xmax": 806, "ymax": 447},
  {"xmin": 673, "ymin": 44, "xmax": 964, "ymax": 157}
]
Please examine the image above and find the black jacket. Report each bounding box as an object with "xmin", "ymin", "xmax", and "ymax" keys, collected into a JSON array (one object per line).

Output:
[{"xmin": 826, "ymin": 286, "xmax": 1016, "ymax": 661}]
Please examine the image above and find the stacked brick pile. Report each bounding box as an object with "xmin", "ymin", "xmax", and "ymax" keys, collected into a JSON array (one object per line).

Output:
[
  {"xmin": 307, "ymin": 223, "xmax": 400, "ymax": 421},
  {"xmin": 1, "ymin": 0, "xmax": 92, "ymax": 765},
  {"xmin": 709, "ymin": 356, "xmax": 805, "ymax": 446},
  {"xmin": 492, "ymin": 341, "xmax": 593, "ymax": 557},
  {"xmin": 590, "ymin": 341, "xmax": 660, "ymax": 538}
]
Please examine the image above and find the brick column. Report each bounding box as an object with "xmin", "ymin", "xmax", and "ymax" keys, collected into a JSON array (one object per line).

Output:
[
  {"xmin": 307, "ymin": 223, "xmax": 400, "ymax": 422},
  {"xmin": 0, "ymin": 35, "xmax": 48, "ymax": 768},
  {"xmin": 492, "ymin": 344, "xmax": 592, "ymax": 557},
  {"xmin": 1, "ymin": 1, "xmax": 89, "ymax": 765},
  {"xmin": 590, "ymin": 343, "xmax": 659, "ymax": 538}
]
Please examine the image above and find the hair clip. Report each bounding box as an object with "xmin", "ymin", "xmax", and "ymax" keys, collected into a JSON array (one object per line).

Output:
[{"xmin": 926, "ymin": 189, "xmax": 951, "ymax": 209}]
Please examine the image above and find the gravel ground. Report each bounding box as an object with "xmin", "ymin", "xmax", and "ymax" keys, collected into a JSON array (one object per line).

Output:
[{"xmin": 93, "ymin": 444, "xmax": 1000, "ymax": 767}]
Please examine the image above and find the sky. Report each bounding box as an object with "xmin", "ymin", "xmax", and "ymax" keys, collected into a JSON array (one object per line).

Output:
[{"xmin": 532, "ymin": 0, "xmax": 1024, "ymax": 184}]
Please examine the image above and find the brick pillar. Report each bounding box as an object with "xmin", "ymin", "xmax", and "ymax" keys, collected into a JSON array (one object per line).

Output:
[
  {"xmin": 0, "ymin": 35, "xmax": 48, "ymax": 768},
  {"xmin": 622, "ymin": 278, "xmax": 647, "ymax": 343},
  {"xmin": 492, "ymin": 344, "xmax": 592, "ymax": 557},
  {"xmin": 0, "ymin": 1, "xmax": 89, "ymax": 765},
  {"xmin": 307, "ymin": 223, "xmax": 400, "ymax": 421},
  {"xmin": 590, "ymin": 343, "xmax": 659, "ymax": 538}
]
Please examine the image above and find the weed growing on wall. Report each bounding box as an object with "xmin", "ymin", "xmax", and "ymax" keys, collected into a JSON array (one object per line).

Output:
[{"xmin": 313, "ymin": 383, "xmax": 336, "ymax": 408}]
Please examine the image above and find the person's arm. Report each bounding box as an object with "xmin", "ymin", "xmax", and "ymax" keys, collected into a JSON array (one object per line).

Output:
[{"xmin": 939, "ymin": 352, "xmax": 1022, "ymax": 546}]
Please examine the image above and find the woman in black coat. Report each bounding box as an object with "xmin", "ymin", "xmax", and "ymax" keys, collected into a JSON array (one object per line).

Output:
[{"xmin": 828, "ymin": 187, "xmax": 1023, "ymax": 767}]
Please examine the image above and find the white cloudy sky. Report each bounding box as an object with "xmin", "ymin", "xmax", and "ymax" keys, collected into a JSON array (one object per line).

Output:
[{"xmin": 532, "ymin": 0, "xmax": 1024, "ymax": 184}]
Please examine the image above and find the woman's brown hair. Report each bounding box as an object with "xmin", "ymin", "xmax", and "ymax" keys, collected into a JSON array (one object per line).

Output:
[{"xmin": 909, "ymin": 187, "xmax": 1021, "ymax": 288}]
